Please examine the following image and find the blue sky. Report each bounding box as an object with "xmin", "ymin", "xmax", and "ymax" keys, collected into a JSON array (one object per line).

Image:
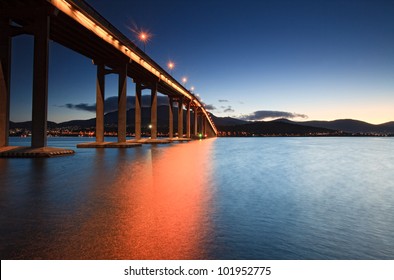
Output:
[{"xmin": 9, "ymin": 0, "xmax": 394, "ymax": 124}]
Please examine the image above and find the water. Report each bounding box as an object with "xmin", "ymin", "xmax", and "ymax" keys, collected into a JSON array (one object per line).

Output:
[{"xmin": 1, "ymin": 137, "xmax": 394, "ymax": 259}]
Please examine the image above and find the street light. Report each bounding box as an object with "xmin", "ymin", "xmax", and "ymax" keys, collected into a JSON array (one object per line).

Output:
[
  {"xmin": 167, "ymin": 61, "xmax": 175, "ymax": 74},
  {"xmin": 137, "ymin": 31, "xmax": 151, "ymax": 52},
  {"xmin": 190, "ymin": 86, "xmax": 195, "ymax": 93},
  {"xmin": 182, "ymin": 77, "xmax": 187, "ymax": 86}
]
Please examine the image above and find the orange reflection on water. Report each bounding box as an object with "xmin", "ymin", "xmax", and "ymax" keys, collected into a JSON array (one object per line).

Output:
[
  {"xmin": 116, "ymin": 139, "xmax": 215, "ymax": 259},
  {"xmin": 43, "ymin": 139, "xmax": 216, "ymax": 259}
]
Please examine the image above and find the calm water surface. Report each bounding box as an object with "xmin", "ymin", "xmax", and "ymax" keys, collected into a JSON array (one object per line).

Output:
[{"xmin": 1, "ymin": 137, "xmax": 394, "ymax": 259}]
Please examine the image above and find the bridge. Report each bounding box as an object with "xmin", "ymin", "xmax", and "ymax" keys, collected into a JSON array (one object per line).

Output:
[{"xmin": 0, "ymin": 0, "xmax": 217, "ymax": 157}]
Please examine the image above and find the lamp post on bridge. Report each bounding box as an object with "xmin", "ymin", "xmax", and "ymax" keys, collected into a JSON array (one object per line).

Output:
[
  {"xmin": 182, "ymin": 77, "xmax": 187, "ymax": 86},
  {"xmin": 137, "ymin": 31, "xmax": 150, "ymax": 52},
  {"xmin": 167, "ymin": 61, "xmax": 175, "ymax": 74}
]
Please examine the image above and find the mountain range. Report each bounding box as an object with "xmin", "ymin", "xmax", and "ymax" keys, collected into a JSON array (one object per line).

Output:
[
  {"xmin": 9, "ymin": 105, "xmax": 394, "ymax": 135},
  {"xmin": 271, "ymin": 118, "xmax": 394, "ymax": 134},
  {"xmin": 214, "ymin": 117, "xmax": 394, "ymax": 136}
]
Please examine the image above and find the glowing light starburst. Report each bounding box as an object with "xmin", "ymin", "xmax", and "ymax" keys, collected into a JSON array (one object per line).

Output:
[
  {"xmin": 167, "ymin": 61, "xmax": 175, "ymax": 72},
  {"xmin": 128, "ymin": 23, "xmax": 152, "ymax": 52},
  {"xmin": 138, "ymin": 31, "xmax": 150, "ymax": 43}
]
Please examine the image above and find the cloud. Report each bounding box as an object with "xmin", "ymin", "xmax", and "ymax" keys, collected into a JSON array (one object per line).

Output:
[
  {"xmin": 223, "ymin": 106, "xmax": 235, "ymax": 113},
  {"xmin": 239, "ymin": 110, "xmax": 308, "ymax": 121},
  {"xmin": 219, "ymin": 105, "xmax": 235, "ymax": 114},
  {"xmin": 204, "ymin": 104, "xmax": 217, "ymax": 110},
  {"xmin": 64, "ymin": 103, "xmax": 96, "ymax": 112},
  {"xmin": 61, "ymin": 95, "xmax": 169, "ymax": 113},
  {"xmin": 218, "ymin": 99, "xmax": 229, "ymax": 102}
]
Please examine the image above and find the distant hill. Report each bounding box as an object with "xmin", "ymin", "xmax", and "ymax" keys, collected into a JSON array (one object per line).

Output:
[
  {"xmin": 273, "ymin": 119, "xmax": 394, "ymax": 134},
  {"xmin": 210, "ymin": 114, "xmax": 248, "ymax": 126},
  {"xmin": 10, "ymin": 120, "xmax": 58, "ymax": 129},
  {"xmin": 370, "ymin": 121, "xmax": 394, "ymax": 134},
  {"xmin": 218, "ymin": 120, "xmax": 337, "ymax": 136}
]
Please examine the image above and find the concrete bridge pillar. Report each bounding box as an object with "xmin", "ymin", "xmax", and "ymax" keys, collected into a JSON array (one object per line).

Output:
[
  {"xmin": 204, "ymin": 117, "xmax": 208, "ymax": 136},
  {"xmin": 198, "ymin": 112, "xmax": 204, "ymax": 135},
  {"xmin": 0, "ymin": 19, "xmax": 11, "ymax": 147},
  {"xmin": 150, "ymin": 83, "xmax": 157, "ymax": 139},
  {"xmin": 197, "ymin": 112, "xmax": 202, "ymax": 136},
  {"xmin": 201, "ymin": 114, "xmax": 206, "ymax": 136},
  {"xmin": 168, "ymin": 97, "xmax": 174, "ymax": 138},
  {"xmin": 117, "ymin": 64, "xmax": 127, "ymax": 143},
  {"xmin": 193, "ymin": 107, "xmax": 198, "ymax": 137},
  {"xmin": 186, "ymin": 101, "xmax": 191, "ymax": 138},
  {"xmin": 95, "ymin": 64, "xmax": 105, "ymax": 143},
  {"xmin": 135, "ymin": 82, "xmax": 142, "ymax": 140},
  {"xmin": 177, "ymin": 97, "xmax": 183, "ymax": 137},
  {"xmin": 31, "ymin": 12, "xmax": 50, "ymax": 148}
]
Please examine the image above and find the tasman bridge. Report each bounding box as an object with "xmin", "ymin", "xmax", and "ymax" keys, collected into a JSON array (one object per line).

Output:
[{"xmin": 0, "ymin": 0, "xmax": 217, "ymax": 157}]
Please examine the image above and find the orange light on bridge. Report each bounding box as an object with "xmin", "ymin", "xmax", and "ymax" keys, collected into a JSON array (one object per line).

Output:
[
  {"xmin": 167, "ymin": 61, "xmax": 175, "ymax": 75},
  {"xmin": 138, "ymin": 31, "xmax": 151, "ymax": 52},
  {"xmin": 139, "ymin": 32, "xmax": 147, "ymax": 41},
  {"xmin": 167, "ymin": 61, "xmax": 175, "ymax": 70}
]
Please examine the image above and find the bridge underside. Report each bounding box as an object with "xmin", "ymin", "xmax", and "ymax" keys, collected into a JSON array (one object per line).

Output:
[{"xmin": 0, "ymin": 0, "xmax": 216, "ymax": 157}]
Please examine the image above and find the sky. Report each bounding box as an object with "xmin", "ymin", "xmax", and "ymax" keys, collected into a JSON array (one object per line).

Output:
[{"xmin": 9, "ymin": 0, "xmax": 394, "ymax": 124}]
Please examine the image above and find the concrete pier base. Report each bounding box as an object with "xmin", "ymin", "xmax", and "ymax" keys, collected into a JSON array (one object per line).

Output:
[
  {"xmin": 170, "ymin": 137, "xmax": 192, "ymax": 142},
  {"xmin": 128, "ymin": 138, "xmax": 172, "ymax": 144},
  {"xmin": 77, "ymin": 142, "xmax": 141, "ymax": 148},
  {"xmin": 0, "ymin": 146, "xmax": 75, "ymax": 158}
]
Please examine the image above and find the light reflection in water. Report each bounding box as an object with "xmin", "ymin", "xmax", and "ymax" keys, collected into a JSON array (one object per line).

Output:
[
  {"xmin": 122, "ymin": 141, "xmax": 214, "ymax": 259},
  {"xmin": 53, "ymin": 139, "xmax": 215, "ymax": 259}
]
